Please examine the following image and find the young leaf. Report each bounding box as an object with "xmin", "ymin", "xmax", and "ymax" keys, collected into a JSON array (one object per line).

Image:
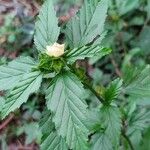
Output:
[
  {"xmin": 91, "ymin": 133, "xmax": 113, "ymax": 150},
  {"xmin": 66, "ymin": 46, "xmax": 111, "ymax": 64},
  {"xmin": 1, "ymin": 71, "xmax": 42, "ymax": 119},
  {"xmin": 0, "ymin": 57, "xmax": 36, "ymax": 90},
  {"xmin": 39, "ymin": 110, "xmax": 68, "ymax": 150},
  {"xmin": 46, "ymin": 71, "xmax": 89, "ymax": 149},
  {"xmin": 64, "ymin": 0, "xmax": 108, "ymax": 48},
  {"xmin": 102, "ymin": 78, "xmax": 123, "ymax": 103},
  {"xmin": 34, "ymin": 0, "xmax": 60, "ymax": 52},
  {"xmin": 125, "ymin": 65, "xmax": 150, "ymax": 97},
  {"xmin": 100, "ymin": 105, "xmax": 122, "ymax": 146}
]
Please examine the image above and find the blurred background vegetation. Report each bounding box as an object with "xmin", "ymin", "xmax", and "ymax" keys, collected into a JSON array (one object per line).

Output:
[{"xmin": 0, "ymin": 0, "xmax": 150, "ymax": 149}]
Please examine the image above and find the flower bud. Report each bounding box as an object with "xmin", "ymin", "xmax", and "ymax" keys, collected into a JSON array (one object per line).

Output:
[{"xmin": 46, "ymin": 43, "xmax": 65, "ymax": 57}]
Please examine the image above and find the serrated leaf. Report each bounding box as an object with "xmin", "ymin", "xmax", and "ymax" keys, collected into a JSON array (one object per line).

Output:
[
  {"xmin": 34, "ymin": 0, "xmax": 60, "ymax": 52},
  {"xmin": 39, "ymin": 110, "xmax": 68, "ymax": 150},
  {"xmin": 66, "ymin": 46, "xmax": 111, "ymax": 64},
  {"xmin": 39, "ymin": 110, "xmax": 54, "ymax": 135},
  {"xmin": 125, "ymin": 65, "xmax": 150, "ymax": 97},
  {"xmin": 102, "ymin": 78, "xmax": 123, "ymax": 103},
  {"xmin": 46, "ymin": 71, "xmax": 89, "ymax": 149},
  {"xmin": 41, "ymin": 131, "xmax": 68, "ymax": 150},
  {"xmin": 0, "ymin": 57, "xmax": 36, "ymax": 90},
  {"xmin": 127, "ymin": 109, "xmax": 150, "ymax": 134},
  {"xmin": 100, "ymin": 105, "xmax": 122, "ymax": 146},
  {"xmin": 64, "ymin": 0, "xmax": 108, "ymax": 48},
  {"xmin": 91, "ymin": 133, "xmax": 113, "ymax": 150},
  {"xmin": 2, "ymin": 71, "xmax": 42, "ymax": 118},
  {"xmin": 127, "ymin": 108, "xmax": 150, "ymax": 148}
]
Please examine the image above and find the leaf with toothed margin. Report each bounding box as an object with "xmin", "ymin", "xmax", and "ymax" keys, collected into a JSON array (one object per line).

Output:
[
  {"xmin": 34, "ymin": 0, "xmax": 60, "ymax": 52},
  {"xmin": 0, "ymin": 57, "xmax": 36, "ymax": 91},
  {"xmin": 1, "ymin": 71, "xmax": 42, "ymax": 119},
  {"xmin": 91, "ymin": 132, "xmax": 113, "ymax": 150},
  {"xmin": 66, "ymin": 45, "xmax": 111, "ymax": 64},
  {"xmin": 39, "ymin": 110, "xmax": 68, "ymax": 150},
  {"xmin": 125, "ymin": 65, "xmax": 150, "ymax": 97},
  {"xmin": 46, "ymin": 71, "xmax": 89, "ymax": 150},
  {"xmin": 64, "ymin": 0, "xmax": 108, "ymax": 48}
]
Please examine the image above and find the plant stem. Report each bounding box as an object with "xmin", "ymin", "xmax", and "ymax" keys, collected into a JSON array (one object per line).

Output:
[
  {"xmin": 122, "ymin": 131, "xmax": 134, "ymax": 150},
  {"xmin": 82, "ymin": 80, "xmax": 105, "ymax": 104},
  {"xmin": 68, "ymin": 64, "xmax": 105, "ymax": 104}
]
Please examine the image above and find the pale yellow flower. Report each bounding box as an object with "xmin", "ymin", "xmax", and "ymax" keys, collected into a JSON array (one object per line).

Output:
[{"xmin": 46, "ymin": 43, "xmax": 65, "ymax": 57}]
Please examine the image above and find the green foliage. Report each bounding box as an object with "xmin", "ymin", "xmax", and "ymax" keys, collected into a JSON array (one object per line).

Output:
[
  {"xmin": 99, "ymin": 106, "xmax": 122, "ymax": 146},
  {"xmin": 39, "ymin": 110, "xmax": 68, "ymax": 150},
  {"xmin": 34, "ymin": 0, "xmax": 60, "ymax": 52},
  {"xmin": 138, "ymin": 26, "xmax": 150, "ymax": 53},
  {"xmin": 46, "ymin": 71, "xmax": 89, "ymax": 149},
  {"xmin": 1, "ymin": 71, "xmax": 42, "ymax": 118},
  {"xmin": 1, "ymin": 0, "xmax": 150, "ymax": 149},
  {"xmin": 0, "ymin": 97, "xmax": 5, "ymax": 112},
  {"xmin": 66, "ymin": 46, "xmax": 111, "ymax": 64},
  {"xmin": 102, "ymin": 78, "xmax": 123, "ymax": 103},
  {"xmin": 115, "ymin": 0, "xmax": 139, "ymax": 16},
  {"xmin": 91, "ymin": 133, "xmax": 113, "ymax": 150},
  {"xmin": 125, "ymin": 65, "xmax": 150, "ymax": 97},
  {"xmin": 18, "ymin": 122, "xmax": 42, "ymax": 145},
  {"xmin": 64, "ymin": 0, "xmax": 108, "ymax": 48},
  {"xmin": 0, "ymin": 57, "xmax": 36, "ymax": 90}
]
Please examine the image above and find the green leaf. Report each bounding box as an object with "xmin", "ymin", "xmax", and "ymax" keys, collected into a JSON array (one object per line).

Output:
[
  {"xmin": 0, "ymin": 97, "xmax": 5, "ymax": 112},
  {"xmin": 102, "ymin": 78, "xmax": 123, "ymax": 103},
  {"xmin": 46, "ymin": 71, "xmax": 89, "ymax": 149},
  {"xmin": 89, "ymin": 47, "xmax": 112, "ymax": 65},
  {"xmin": 116, "ymin": 0, "xmax": 139, "ymax": 16},
  {"xmin": 127, "ymin": 109, "xmax": 150, "ymax": 134},
  {"xmin": 39, "ymin": 110, "xmax": 54, "ymax": 135},
  {"xmin": 125, "ymin": 65, "xmax": 150, "ymax": 97},
  {"xmin": 41, "ymin": 131, "xmax": 68, "ymax": 150},
  {"xmin": 66, "ymin": 46, "xmax": 111, "ymax": 64},
  {"xmin": 126, "ymin": 108, "xmax": 150, "ymax": 148},
  {"xmin": 23, "ymin": 123, "xmax": 42, "ymax": 145},
  {"xmin": 34, "ymin": 0, "xmax": 60, "ymax": 52},
  {"xmin": 99, "ymin": 105, "xmax": 122, "ymax": 146},
  {"xmin": 39, "ymin": 110, "xmax": 68, "ymax": 150},
  {"xmin": 64, "ymin": 0, "xmax": 108, "ymax": 48},
  {"xmin": 0, "ymin": 57, "xmax": 36, "ymax": 91},
  {"xmin": 91, "ymin": 133, "xmax": 113, "ymax": 150},
  {"xmin": 1, "ymin": 71, "xmax": 42, "ymax": 119},
  {"xmin": 138, "ymin": 26, "xmax": 150, "ymax": 54}
]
